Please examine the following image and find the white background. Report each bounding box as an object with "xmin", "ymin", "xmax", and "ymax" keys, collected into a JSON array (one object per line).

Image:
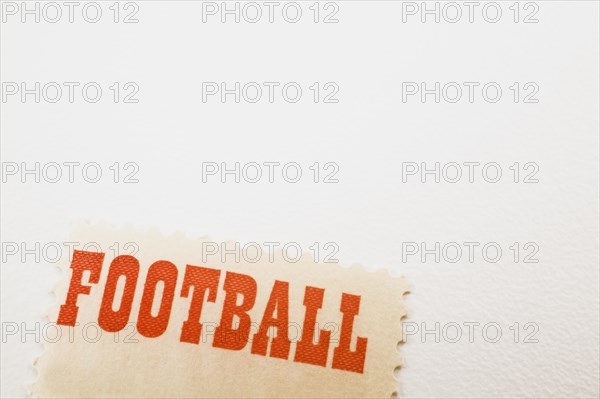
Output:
[{"xmin": 1, "ymin": 1, "xmax": 599, "ymax": 397}]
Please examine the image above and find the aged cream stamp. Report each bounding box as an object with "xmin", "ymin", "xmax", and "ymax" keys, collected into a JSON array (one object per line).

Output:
[{"xmin": 32, "ymin": 223, "xmax": 409, "ymax": 398}]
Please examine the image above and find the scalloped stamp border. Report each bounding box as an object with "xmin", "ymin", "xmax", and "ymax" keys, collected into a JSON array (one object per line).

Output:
[{"xmin": 31, "ymin": 223, "xmax": 409, "ymax": 398}]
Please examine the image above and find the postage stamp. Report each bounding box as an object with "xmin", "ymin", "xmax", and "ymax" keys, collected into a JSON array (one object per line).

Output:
[{"xmin": 31, "ymin": 223, "xmax": 409, "ymax": 398}]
